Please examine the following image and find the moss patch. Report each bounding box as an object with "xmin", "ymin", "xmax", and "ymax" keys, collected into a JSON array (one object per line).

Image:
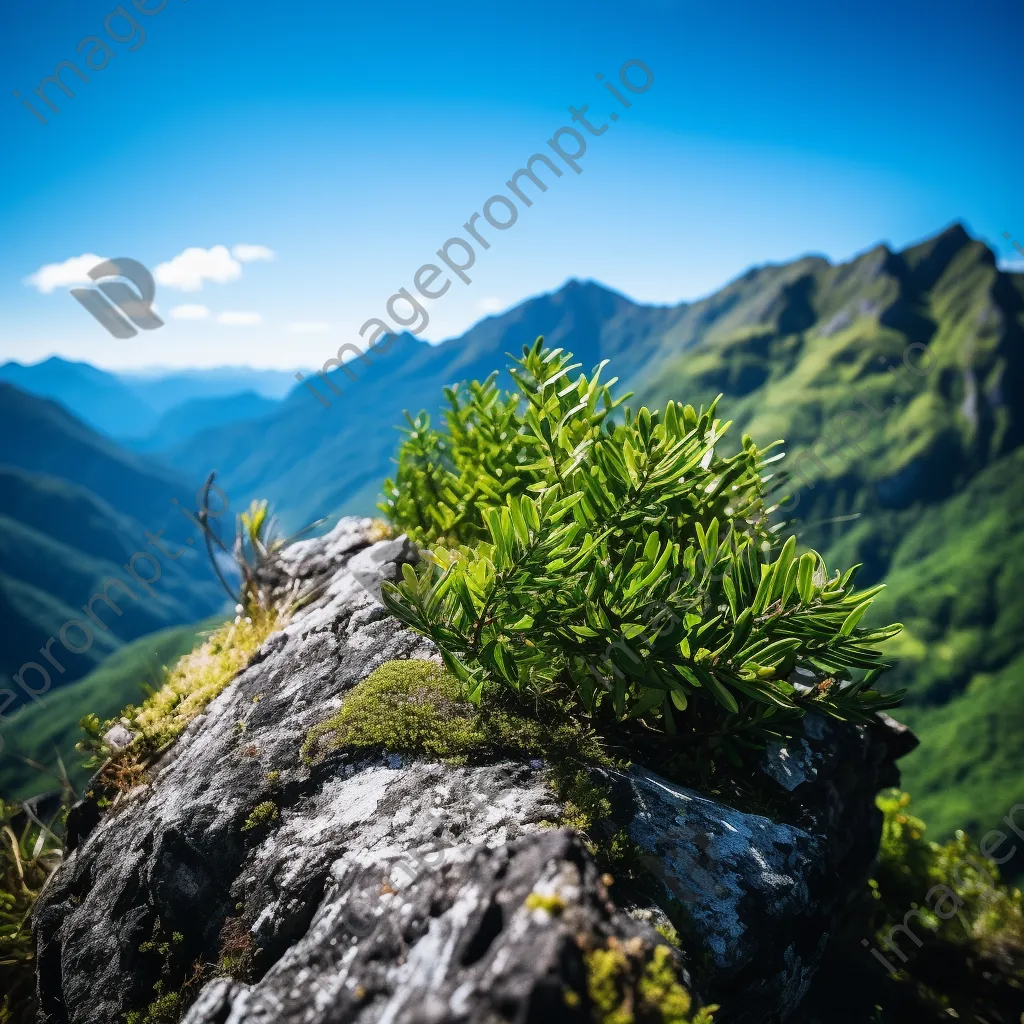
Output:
[
  {"xmin": 241, "ymin": 801, "xmax": 278, "ymax": 833},
  {"xmin": 124, "ymin": 920, "xmax": 199, "ymax": 1024},
  {"xmin": 302, "ymin": 658, "xmax": 611, "ymax": 773},
  {"xmin": 525, "ymin": 891, "xmax": 567, "ymax": 916},
  {"xmin": 301, "ymin": 659, "xmax": 487, "ymax": 764},
  {"xmin": 585, "ymin": 939, "xmax": 715, "ymax": 1024},
  {"xmin": 366, "ymin": 518, "xmax": 395, "ymax": 543},
  {"xmin": 123, "ymin": 986, "xmax": 181, "ymax": 1024}
]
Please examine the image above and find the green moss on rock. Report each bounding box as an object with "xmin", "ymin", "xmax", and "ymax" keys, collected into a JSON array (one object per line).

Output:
[
  {"xmin": 301, "ymin": 659, "xmax": 488, "ymax": 764},
  {"xmin": 585, "ymin": 940, "xmax": 715, "ymax": 1024},
  {"xmin": 301, "ymin": 658, "xmax": 611, "ymax": 777},
  {"xmin": 301, "ymin": 658, "xmax": 634, "ymax": 857},
  {"xmin": 241, "ymin": 801, "xmax": 278, "ymax": 832}
]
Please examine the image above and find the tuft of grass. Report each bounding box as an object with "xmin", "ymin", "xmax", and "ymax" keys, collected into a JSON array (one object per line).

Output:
[
  {"xmin": 79, "ymin": 611, "xmax": 279, "ymax": 798},
  {"xmin": 215, "ymin": 915, "xmax": 255, "ymax": 976},
  {"xmin": 0, "ymin": 801, "xmax": 64, "ymax": 1024}
]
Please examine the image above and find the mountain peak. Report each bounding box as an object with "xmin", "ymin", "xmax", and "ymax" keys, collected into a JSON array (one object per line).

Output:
[{"xmin": 883, "ymin": 221, "xmax": 978, "ymax": 293}]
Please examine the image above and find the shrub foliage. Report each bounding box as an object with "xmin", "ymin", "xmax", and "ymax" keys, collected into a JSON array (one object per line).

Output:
[{"xmin": 380, "ymin": 338, "xmax": 903, "ymax": 749}]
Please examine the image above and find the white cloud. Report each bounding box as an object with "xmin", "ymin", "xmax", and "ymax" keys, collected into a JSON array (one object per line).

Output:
[
  {"xmin": 154, "ymin": 245, "xmax": 242, "ymax": 292},
  {"xmin": 170, "ymin": 304, "xmax": 210, "ymax": 320},
  {"xmin": 232, "ymin": 243, "xmax": 275, "ymax": 263},
  {"xmin": 998, "ymin": 255, "xmax": 1024, "ymax": 273},
  {"xmin": 23, "ymin": 253, "xmax": 107, "ymax": 294},
  {"xmin": 477, "ymin": 297, "xmax": 505, "ymax": 314},
  {"xmin": 287, "ymin": 321, "xmax": 330, "ymax": 334},
  {"xmin": 217, "ymin": 310, "xmax": 263, "ymax": 326}
]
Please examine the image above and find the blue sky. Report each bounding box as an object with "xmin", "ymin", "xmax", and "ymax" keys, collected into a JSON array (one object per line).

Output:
[{"xmin": 1, "ymin": 0, "xmax": 1021, "ymax": 370}]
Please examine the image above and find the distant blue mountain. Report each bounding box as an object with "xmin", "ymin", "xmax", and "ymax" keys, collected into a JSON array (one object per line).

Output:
[
  {"xmin": 0, "ymin": 357, "xmax": 156, "ymax": 437},
  {"xmin": 0, "ymin": 357, "xmax": 294, "ymax": 443},
  {"xmin": 125, "ymin": 391, "xmax": 279, "ymax": 453},
  {"xmin": 118, "ymin": 366, "xmax": 300, "ymax": 415}
]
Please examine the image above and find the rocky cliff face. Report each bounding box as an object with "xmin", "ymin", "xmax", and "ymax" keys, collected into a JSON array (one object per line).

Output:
[{"xmin": 32, "ymin": 519, "xmax": 915, "ymax": 1024}]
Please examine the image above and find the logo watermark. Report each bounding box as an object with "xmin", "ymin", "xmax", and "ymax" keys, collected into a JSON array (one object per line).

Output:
[{"xmin": 70, "ymin": 257, "xmax": 164, "ymax": 338}]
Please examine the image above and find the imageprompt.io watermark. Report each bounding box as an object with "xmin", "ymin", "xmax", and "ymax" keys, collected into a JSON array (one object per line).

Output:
[
  {"xmin": 294, "ymin": 58, "xmax": 656, "ymax": 410},
  {"xmin": 71, "ymin": 257, "xmax": 164, "ymax": 339}
]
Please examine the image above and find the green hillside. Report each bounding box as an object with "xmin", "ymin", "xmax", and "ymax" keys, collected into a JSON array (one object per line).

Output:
[
  {"xmin": 0, "ymin": 619, "xmax": 216, "ymax": 797},
  {"xmin": 0, "ymin": 383, "xmax": 190, "ymax": 527},
  {"xmin": 0, "ymin": 395, "xmax": 228, "ymax": 725},
  {"xmin": 868, "ymin": 447, "xmax": 1024, "ymax": 840}
]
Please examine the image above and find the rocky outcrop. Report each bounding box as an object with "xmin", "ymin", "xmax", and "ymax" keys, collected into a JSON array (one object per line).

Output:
[{"xmin": 32, "ymin": 518, "xmax": 914, "ymax": 1024}]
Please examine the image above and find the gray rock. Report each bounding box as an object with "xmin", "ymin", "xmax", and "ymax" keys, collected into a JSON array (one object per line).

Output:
[
  {"xmin": 103, "ymin": 723, "xmax": 136, "ymax": 750},
  {"xmin": 347, "ymin": 536, "xmax": 419, "ymax": 604},
  {"xmin": 178, "ymin": 828, "xmax": 675, "ymax": 1024},
  {"xmin": 33, "ymin": 516, "xmax": 913, "ymax": 1024}
]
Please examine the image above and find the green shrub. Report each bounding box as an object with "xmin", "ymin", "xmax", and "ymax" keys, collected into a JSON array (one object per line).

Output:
[
  {"xmin": 380, "ymin": 338, "xmax": 903, "ymax": 750},
  {"xmin": 871, "ymin": 791, "xmax": 1024, "ymax": 961}
]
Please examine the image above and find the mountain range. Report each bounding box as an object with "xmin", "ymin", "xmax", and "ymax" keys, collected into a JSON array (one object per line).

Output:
[
  {"xmin": 0, "ymin": 386, "xmax": 228, "ymax": 789},
  {"xmin": 1, "ymin": 222, "xmax": 1021, "ymax": 857},
  {"xmin": 0, "ymin": 359, "xmax": 297, "ymax": 441}
]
